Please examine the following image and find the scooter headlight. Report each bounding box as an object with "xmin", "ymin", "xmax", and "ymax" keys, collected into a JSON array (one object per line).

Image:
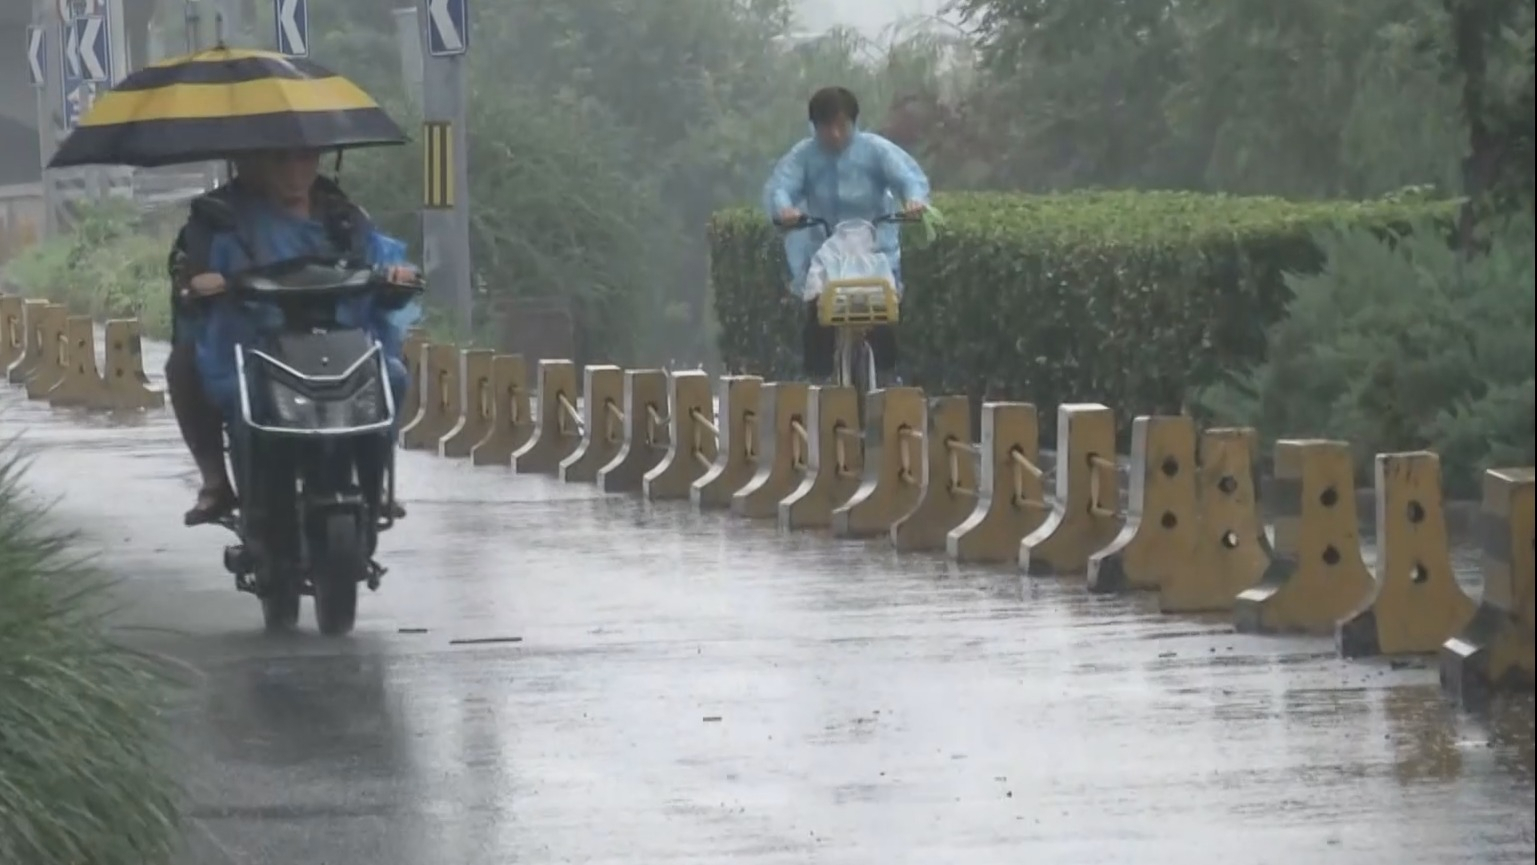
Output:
[
  {"xmin": 265, "ymin": 375, "xmax": 389, "ymax": 430},
  {"xmin": 346, "ymin": 376, "xmax": 388, "ymax": 426},
  {"xmin": 268, "ymin": 379, "xmax": 319, "ymax": 427}
]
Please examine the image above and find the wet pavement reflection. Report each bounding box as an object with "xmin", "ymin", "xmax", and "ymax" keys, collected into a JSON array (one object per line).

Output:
[{"xmin": 2, "ymin": 362, "xmax": 1533, "ymax": 864}]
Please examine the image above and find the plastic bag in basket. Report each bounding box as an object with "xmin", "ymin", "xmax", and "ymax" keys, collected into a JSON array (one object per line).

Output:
[{"xmin": 800, "ymin": 220, "xmax": 897, "ymax": 301}]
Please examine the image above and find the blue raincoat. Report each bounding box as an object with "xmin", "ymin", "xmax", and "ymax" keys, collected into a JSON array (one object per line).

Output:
[
  {"xmin": 761, "ymin": 128, "xmax": 931, "ymax": 295},
  {"xmin": 192, "ymin": 197, "xmax": 421, "ymax": 424}
]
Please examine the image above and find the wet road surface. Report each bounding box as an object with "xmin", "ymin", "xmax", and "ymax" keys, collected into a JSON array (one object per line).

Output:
[{"xmin": 2, "ymin": 353, "xmax": 1533, "ymax": 865}]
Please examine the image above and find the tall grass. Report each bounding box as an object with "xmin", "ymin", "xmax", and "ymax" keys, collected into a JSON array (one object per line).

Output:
[{"xmin": 0, "ymin": 440, "xmax": 182, "ymax": 864}]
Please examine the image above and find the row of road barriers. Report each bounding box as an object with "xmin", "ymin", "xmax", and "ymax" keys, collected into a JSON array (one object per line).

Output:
[
  {"xmin": 0, "ymin": 300, "xmax": 1529, "ymax": 713},
  {"xmin": 0, "ymin": 294, "xmax": 163, "ymax": 411},
  {"xmin": 396, "ymin": 331, "xmax": 1534, "ymax": 712}
]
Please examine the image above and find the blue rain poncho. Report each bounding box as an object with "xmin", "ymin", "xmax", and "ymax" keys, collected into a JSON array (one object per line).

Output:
[
  {"xmin": 761, "ymin": 128, "xmax": 931, "ymax": 296},
  {"xmin": 191, "ymin": 195, "xmax": 420, "ymax": 423}
]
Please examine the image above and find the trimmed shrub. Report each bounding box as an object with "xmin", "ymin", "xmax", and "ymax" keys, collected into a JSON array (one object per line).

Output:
[
  {"xmin": 0, "ymin": 443, "xmax": 182, "ymax": 864},
  {"xmin": 709, "ymin": 190, "xmax": 1458, "ymax": 438}
]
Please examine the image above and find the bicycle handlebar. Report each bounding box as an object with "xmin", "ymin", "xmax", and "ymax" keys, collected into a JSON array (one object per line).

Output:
[{"xmin": 772, "ymin": 212, "xmax": 924, "ymax": 233}]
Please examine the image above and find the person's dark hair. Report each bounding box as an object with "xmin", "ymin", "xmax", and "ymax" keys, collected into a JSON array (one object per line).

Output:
[{"xmin": 808, "ymin": 86, "xmax": 860, "ymax": 126}]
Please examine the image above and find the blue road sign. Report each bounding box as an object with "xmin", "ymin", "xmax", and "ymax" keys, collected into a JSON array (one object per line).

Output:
[
  {"xmin": 27, "ymin": 25, "xmax": 47, "ymax": 87},
  {"xmin": 75, "ymin": 15, "xmax": 112, "ymax": 83},
  {"xmin": 274, "ymin": 0, "xmax": 309, "ymax": 58},
  {"xmin": 426, "ymin": 0, "xmax": 468, "ymax": 57}
]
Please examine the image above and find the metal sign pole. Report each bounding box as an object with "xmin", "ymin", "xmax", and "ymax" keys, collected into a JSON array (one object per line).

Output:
[
  {"xmin": 418, "ymin": 0, "xmax": 473, "ymax": 339},
  {"xmin": 28, "ymin": 2, "xmax": 58, "ymax": 238},
  {"xmin": 42, "ymin": 0, "xmax": 70, "ymax": 233}
]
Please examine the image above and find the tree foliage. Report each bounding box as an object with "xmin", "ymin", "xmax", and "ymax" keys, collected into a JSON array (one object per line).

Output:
[
  {"xmin": 1190, "ymin": 212, "xmax": 1535, "ymax": 494},
  {"xmin": 942, "ymin": 0, "xmax": 1530, "ymax": 204}
]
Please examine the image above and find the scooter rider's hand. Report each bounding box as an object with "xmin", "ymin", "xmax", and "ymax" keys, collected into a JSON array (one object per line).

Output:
[
  {"xmin": 186, "ymin": 272, "xmax": 227, "ymax": 298},
  {"xmin": 382, "ymin": 264, "xmax": 421, "ymax": 286},
  {"xmin": 776, "ymin": 207, "xmax": 803, "ymax": 226},
  {"xmin": 901, "ymin": 200, "xmax": 928, "ymax": 217}
]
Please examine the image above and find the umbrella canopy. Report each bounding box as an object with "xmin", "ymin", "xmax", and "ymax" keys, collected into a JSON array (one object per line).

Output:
[{"xmin": 48, "ymin": 47, "xmax": 408, "ymax": 169}]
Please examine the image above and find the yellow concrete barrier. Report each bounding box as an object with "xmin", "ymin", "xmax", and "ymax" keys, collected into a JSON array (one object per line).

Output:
[
  {"xmin": 890, "ymin": 395, "xmax": 972, "ymax": 552},
  {"xmin": 24, "ymin": 304, "xmax": 68, "ymax": 400},
  {"xmin": 4, "ymin": 299, "xmax": 46, "ymax": 385},
  {"xmin": 1020, "ymin": 403, "xmax": 1123, "ymax": 577},
  {"xmin": 946, "ymin": 402, "xmax": 1049, "ymax": 564},
  {"xmin": 440, "ymin": 348, "xmax": 496, "ymax": 458},
  {"xmin": 643, "ymin": 370, "xmax": 715, "ymax": 501},
  {"xmin": 691, "ymin": 375, "xmax": 763, "ymax": 509},
  {"xmin": 0, "ymin": 295, "xmax": 25, "ymax": 375},
  {"xmin": 778, "ymin": 385, "xmax": 861, "ymax": 531},
  {"xmin": 832, "ymin": 387, "xmax": 926, "ymax": 538},
  {"xmin": 470, "ymin": 354, "xmax": 532, "ymax": 466},
  {"xmin": 1337, "ymin": 452, "xmax": 1475, "ymax": 657},
  {"xmin": 100, "ymin": 319, "xmax": 164, "ymax": 410},
  {"xmin": 1159, "ymin": 427, "xmax": 1270, "ymax": 614},
  {"xmin": 400, "ymin": 328, "xmax": 427, "ymax": 429},
  {"xmin": 400, "ymin": 343, "xmax": 459, "ymax": 450},
  {"xmin": 513, "ymin": 359, "xmax": 581, "ymax": 474},
  {"xmin": 1087, "ymin": 415, "xmax": 1199, "ymax": 594},
  {"xmin": 560, "ymin": 364, "xmax": 625, "ymax": 483},
  {"xmin": 47, "ymin": 316, "xmax": 111, "ymax": 408},
  {"xmin": 1440, "ymin": 466, "xmax": 1535, "ymax": 708},
  {"xmin": 731, "ymin": 381, "xmax": 809, "ymax": 519},
  {"xmin": 596, "ymin": 368, "xmax": 669, "ymax": 493},
  {"xmin": 1235, "ymin": 439, "xmax": 1375, "ymax": 635}
]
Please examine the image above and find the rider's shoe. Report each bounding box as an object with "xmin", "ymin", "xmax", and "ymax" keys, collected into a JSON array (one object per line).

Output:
[
  {"xmin": 184, "ymin": 484, "xmax": 238, "ymax": 526},
  {"xmin": 388, "ymin": 501, "xmax": 407, "ymax": 519}
]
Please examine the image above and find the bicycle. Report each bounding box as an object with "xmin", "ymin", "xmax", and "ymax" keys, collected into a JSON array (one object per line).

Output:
[{"xmin": 776, "ymin": 212, "xmax": 920, "ymax": 425}]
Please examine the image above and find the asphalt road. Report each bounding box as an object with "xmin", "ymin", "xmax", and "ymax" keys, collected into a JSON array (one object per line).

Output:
[{"xmin": 1, "ymin": 355, "xmax": 1532, "ymax": 865}]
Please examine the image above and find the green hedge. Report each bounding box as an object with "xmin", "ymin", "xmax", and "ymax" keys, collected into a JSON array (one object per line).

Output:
[
  {"xmin": 0, "ymin": 445, "xmax": 181, "ymax": 864},
  {"xmin": 709, "ymin": 190, "xmax": 1457, "ymax": 435}
]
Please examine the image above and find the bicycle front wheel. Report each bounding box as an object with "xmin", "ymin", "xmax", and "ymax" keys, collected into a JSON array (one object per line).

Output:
[{"xmin": 833, "ymin": 328, "xmax": 875, "ymax": 429}]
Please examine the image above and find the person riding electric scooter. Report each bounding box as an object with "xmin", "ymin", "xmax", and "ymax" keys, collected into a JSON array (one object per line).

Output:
[{"xmin": 167, "ymin": 148, "xmax": 419, "ymax": 525}]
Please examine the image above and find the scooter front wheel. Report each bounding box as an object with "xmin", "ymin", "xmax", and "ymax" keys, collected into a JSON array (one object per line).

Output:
[
  {"xmin": 259, "ymin": 572, "xmax": 301, "ymax": 633},
  {"xmin": 313, "ymin": 511, "xmax": 364, "ymax": 637}
]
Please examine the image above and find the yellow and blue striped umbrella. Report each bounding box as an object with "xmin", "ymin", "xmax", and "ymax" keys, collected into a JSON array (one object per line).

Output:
[{"xmin": 49, "ymin": 47, "xmax": 407, "ymax": 169}]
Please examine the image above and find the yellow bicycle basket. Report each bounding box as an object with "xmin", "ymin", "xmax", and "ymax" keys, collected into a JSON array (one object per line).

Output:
[{"xmin": 816, "ymin": 277, "xmax": 902, "ymax": 327}]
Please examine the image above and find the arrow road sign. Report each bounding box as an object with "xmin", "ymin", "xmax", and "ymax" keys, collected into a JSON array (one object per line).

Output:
[
  {"xmin": 77, "ymin": 16, "xmax": 111, "ymax": 83},
  {"xmin": 26, "ymin": 26, "xmax": 46, "ymax": 87},
  {"xmin": 64, "ymin": 20, "xmax": 82, "ymax": 78},
  {"xmin": 426, "ymin": 0, "xmax": 468, "ymax": 57},
  {"xmin": 274, "ymin": 0, "xmax": 308, "ymax": 57}
]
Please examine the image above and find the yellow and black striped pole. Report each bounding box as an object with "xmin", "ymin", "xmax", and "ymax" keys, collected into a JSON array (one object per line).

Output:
[{"xmin": 422, "ymin": 120, "xmax": 453, "ymax": 209}]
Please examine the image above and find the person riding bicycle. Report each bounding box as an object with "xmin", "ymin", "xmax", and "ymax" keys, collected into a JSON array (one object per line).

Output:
[
  {"xmin": 762, "ymin": 86, "xmax": 931, "ymax": 382},
  {"xmin": 166, "ymin": 148, "xmax": 420, "ymax": 526}
]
